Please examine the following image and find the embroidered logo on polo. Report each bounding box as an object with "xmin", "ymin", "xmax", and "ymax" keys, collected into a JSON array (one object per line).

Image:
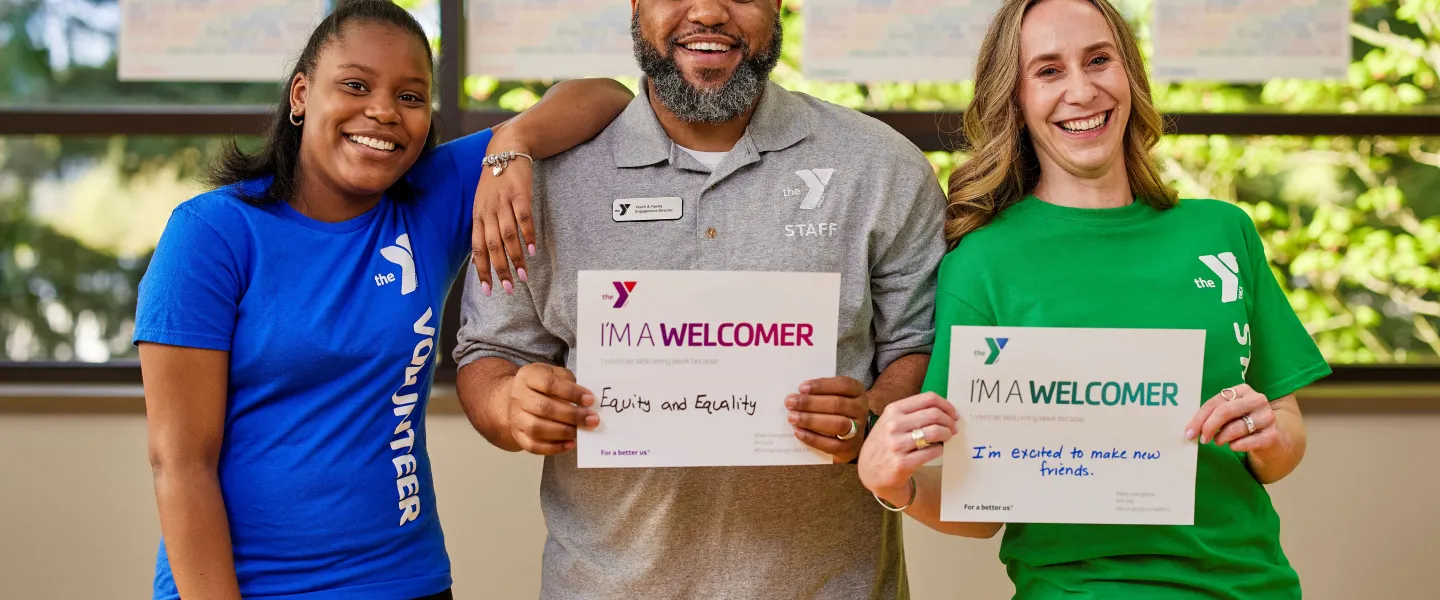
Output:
[
  {"xmin": 1196, "ymin": 252, "xmax": 1241, "ymax": 303},
  {"xmin": 784, "ymin": 169, "xmax": 835, "ymax": 210}
]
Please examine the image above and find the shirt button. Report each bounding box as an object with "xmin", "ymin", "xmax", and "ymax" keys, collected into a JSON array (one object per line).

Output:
[{"xmin": 706, "ymin": 227, "xmax": 717, "ymax": 239}]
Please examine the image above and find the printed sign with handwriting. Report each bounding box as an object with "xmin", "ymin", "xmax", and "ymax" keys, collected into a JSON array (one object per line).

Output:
[
  {"xmin": 575, "ymin": 270, "xmax": 841, "ymax": 468},
  {"xmin": 941, "ymin": 326, "xmax": 1204, "ymax": 525}
]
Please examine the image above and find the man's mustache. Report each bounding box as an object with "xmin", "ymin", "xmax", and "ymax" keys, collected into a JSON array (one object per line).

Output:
[{"xmin": 666, "ymin": 27, "xmax": 747, "ymax": 54}]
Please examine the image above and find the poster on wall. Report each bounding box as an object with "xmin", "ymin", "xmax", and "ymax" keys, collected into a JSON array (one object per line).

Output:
[
  {"xmin": 118, "ymin": 0, "xmax": 327, "ymax": 81},
  {"xmin": 802, "ymin": 0, "xmax": 1003, "ymax": 82},
  {"xmin": 467, "ymin": 0, "xmax": 639, "ymax": 80},
  {"xmin": 1150, "ymin": 0, "xmax": 1351, "ymax": 82}
]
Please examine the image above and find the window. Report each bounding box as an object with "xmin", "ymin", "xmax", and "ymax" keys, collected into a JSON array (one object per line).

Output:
[
  {"xmin": 2, "ymin": 134, "xmax": 258, "ymax": 363},
  {"xmin": 4, "ymin": 0, "xmax": 1437, "ymax": 381}
]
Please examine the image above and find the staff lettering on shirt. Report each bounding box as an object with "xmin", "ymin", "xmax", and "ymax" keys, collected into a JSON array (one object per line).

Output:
[
  {"xmin": 390, "ymin": 307, "xmax": 436, "ymax": 526},
  {"xmin": 785, "ymin": 222, "xmax": 839, "ymax": 237}
]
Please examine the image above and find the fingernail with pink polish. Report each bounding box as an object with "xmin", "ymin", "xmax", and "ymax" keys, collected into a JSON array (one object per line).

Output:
[
  {"xmin": 518, "ymin": 268, "xmax": 528, "ymax": 282},
  {"xmin": 481, "ymin": 282, "xmax": 492, "ymax": 297},
  {"xmin": 503, "ymin": 280, "xmax": 514, "ymax": 294},
  {"xmin": 528, "ymin": 244, "xmax": 536, "ymax": 256},
  {"xmin": 1184, "ymin": 429, "xmax": 1195, "ymax": 440}
]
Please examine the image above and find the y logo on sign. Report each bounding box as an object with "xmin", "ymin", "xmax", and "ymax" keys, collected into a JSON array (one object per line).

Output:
[
  {"xmin": 984, "ymin": 337, "xmax": 1009, "ymax": 365},
  {"xmin": 795, "ymin": 169, "xmax": 835, "ymax": 210},
  {"xmin": 379, "ymin": 234, "xmax": 418, "ymax": 295},
  {"xmin": 611, "ymin": 281, "xmax": 637, "ymax": 308},
  {"xmin": 1197, "ymin": 252, "xmax": 1241, "ymax": 303},
  {"xmin": 616, "ymin": 203, "xmax": 631, "ymax": 217}
]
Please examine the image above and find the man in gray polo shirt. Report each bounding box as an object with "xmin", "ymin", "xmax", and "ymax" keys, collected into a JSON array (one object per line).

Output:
[{"xmin": 453, "ymin": 1, "xmax": 944, "ymax": 597}]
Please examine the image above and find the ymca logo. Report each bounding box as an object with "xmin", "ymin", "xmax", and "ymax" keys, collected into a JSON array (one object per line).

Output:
[
  {"xmin": 791, "ymin": 168, "xmax": 835, "ymax": 210},
  {"xmin": 983, "ymin": 337, "xmax": 1009, "ymax": 365},
  {"xmin": 377, "ymin": 234, "xmax": 418, "ymax": 295},
  {"xmin": 616, "ymin": 203, "xmax": 631, "ymax": 217},
  {"xmin": 610, "ymin": 281, "xmax": 637, "ymax": 308},
  {"xmin": 1196, "ymin": 252, "xmax": 1241, "ymax": 303}
]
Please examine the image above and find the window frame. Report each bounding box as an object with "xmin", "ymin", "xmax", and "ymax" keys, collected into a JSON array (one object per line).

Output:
[{"xmin": 2, "ymin": 0, "xmax": 1438, "ymax": 384}]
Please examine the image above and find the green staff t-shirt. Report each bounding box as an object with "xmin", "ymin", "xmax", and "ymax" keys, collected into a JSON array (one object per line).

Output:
[{"xmin": 923, "ymin": 196, "xmax": 1331, "ymax": 599}]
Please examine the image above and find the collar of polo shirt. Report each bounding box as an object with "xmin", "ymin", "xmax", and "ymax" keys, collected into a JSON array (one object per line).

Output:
[{"xmin": 610, "ymin": 78, "xmax": 811, "ymax": 169}]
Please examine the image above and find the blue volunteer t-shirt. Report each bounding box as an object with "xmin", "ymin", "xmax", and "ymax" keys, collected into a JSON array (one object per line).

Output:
[{"xmin": 133, "ymin": 128, "xmax": 493, "ymax": 600}]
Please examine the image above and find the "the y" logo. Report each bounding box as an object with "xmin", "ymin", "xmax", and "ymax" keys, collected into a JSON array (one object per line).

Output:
[
  {"xmin": 795, "ymin": 169, "xmax": 835, "ymax": 210},
  {"xmin": 380, "ymin": 234, "xmax": 418, "ymax": 295},
  {"xmin": 1198, "ymin": 252, "xmax": 1241, "ymax": 303},
  {"xmin": 612, "ymin": 281, "xmax": 637, "ymax": 308},
  {"xmin": 984, "ymin": 337, "xmax": 1009, "ymax": 365}
]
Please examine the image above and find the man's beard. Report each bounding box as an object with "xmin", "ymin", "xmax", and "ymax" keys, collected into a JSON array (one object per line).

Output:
[{"xmin": 631, "ymin": 14, "xmax": 784, "ymax": 124}]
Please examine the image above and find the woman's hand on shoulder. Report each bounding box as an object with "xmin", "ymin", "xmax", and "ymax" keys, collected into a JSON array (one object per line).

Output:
[{"xmin": 470, "ymin": 130, "xmax": 536, "ymax": 297}]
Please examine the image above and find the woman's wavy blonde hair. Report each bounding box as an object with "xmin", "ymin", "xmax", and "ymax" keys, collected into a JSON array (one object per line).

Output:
[{"xmin": 945, "ymin": 0, "xmax": 1176, "ymax": 247}]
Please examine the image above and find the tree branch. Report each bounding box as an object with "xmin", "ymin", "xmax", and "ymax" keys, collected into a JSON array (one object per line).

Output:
[
  {"xmin": 1360, "ymin": 275, "xmax": 1440, "ymax": 318},
  {"xmin": 1308, "ymin": 314, "xmax": 1356, "ymax": 335},
  {"xmin": 1408, "ymin": 144, "xmax": 1440, "ymax": 169},
  {"xmin": 1413, "ymin": 315, "xmax": 1440, "ymax": 358},
  {"xmin": 1349, "ymin": 22, "xmax": 1440, "ymax": 68},
  {"xmin": 1316, "ymin": 275, "xmax": 1393, "ymax": 361}
]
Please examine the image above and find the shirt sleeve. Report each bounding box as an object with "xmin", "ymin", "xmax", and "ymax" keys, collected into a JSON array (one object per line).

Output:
[
  {"xmin": 408, "ymin": 128, "xmax": 495, "ymax": 267},
  {"xmin": 1237, "ymin": 213, "xmax": 1332, "ymax": 399},
  {"xmin": 921, "ymin": 289, "xmax": 995, "ymax": 401},
  {"xmin": 452, "ymin": 180, "xmax": 567, "ymax": 370},
  {"xmin": 869, "ymin": 154, "xmax": 948, "ymax": 372},
  {"xmin": 132, "ymin": 207, "xmax": 242, "ymax": 351}
]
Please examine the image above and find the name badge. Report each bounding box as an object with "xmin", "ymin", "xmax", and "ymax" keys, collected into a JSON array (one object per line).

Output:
[{"xmin": 613, "ymin": 197, "xmax": 683, "ymax": 222}]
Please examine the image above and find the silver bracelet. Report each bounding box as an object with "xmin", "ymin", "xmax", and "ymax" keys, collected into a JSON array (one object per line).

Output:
[
  {"xmin": 482, "ymin": 150, "xmax": 533, "ymax": 176},
  {"xmin": 874, "ymin": 477, "xmax": 917, "ymax": 512}
]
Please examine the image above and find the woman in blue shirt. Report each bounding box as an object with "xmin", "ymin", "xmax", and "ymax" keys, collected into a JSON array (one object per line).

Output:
[{"xmin": 132, "ymin": 2, "xmax": 631, "ymax": 598}]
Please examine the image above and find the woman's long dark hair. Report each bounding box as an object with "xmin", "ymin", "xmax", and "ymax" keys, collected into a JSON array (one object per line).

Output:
[{"xmin": 204, "ymin": 0, "xmax": 438, "ymax": 205}]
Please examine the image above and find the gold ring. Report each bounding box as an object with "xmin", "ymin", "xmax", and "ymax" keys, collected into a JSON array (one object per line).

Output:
[
  {"xmin": 1221, "ymin": 387, "xmax": 1237, "ymax": 401},
  {"xmin": 911, "ymin": 428, "xmax": 929, "ymax": 450}
]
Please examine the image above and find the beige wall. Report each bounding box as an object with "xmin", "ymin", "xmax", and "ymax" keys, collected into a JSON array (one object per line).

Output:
[{"xmin": 1, "ymin": 387, "xmax": 1436, "ymax": 599}]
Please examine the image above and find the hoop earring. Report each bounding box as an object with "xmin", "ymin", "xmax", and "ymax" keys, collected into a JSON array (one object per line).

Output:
[{"xmin": 290, "ymin": 111, "xmax": 304, "ymax": 126}]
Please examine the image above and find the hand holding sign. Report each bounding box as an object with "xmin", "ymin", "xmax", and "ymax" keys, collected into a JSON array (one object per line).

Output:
[
  {"xmin": 505, "ymin": 363, "xmax": 600, "ymax": 455},
  {"xmin": 787, "ymin": 376, "xmax": 870, "ymax": 462},
  {"xmin": 858, "ymin": 393, "xmax": 959, "ymax": 503},
  {"xmin": 1185, "ymin": 384, "xmax": 1279, "ymax": 453}
]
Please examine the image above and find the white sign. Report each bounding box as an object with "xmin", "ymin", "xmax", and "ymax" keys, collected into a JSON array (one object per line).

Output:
[
  {"xmin": 118, "ymin": 0, "xmax": 326, "ymax": 81},
  {"xmin": 1151, "ymin": 0, "xmax": 1351, "ymax": 82},
  {"xmin": 575, "ymin": 270, "xmax": 840, "ymax": 468},
  {"xmin": 940, "ymin": 326, "xmax": 1204, "ymax": 525},
  {"xmin": 467, "ymin": 0, "xmax": 639, "ymax": 80},
  {"xmin": 802, "ymin": 0, "xmax": 1002, "ymax": 82}
]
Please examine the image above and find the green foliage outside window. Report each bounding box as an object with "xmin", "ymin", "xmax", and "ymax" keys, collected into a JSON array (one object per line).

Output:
[{"xmin": 1, "ymin": 0, "xmax": 1436, "ymax": 364}]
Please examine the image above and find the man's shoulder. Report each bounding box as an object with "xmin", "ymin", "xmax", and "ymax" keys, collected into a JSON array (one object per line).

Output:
[
  {"xmin": 784, "ymin": 90, "xmax": 931, "ymax": 165},
  {"xmin": 536, "ymin": 126, "xmax": 618, "ymax": 174}
]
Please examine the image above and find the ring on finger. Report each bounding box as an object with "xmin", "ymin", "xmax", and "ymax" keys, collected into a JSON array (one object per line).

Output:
[
  {"xmin": 836, "ymin": 418, "xmax": 859, "ymax": 441},
  {"xmin": 1241, "ymin": 414, "xmax": 1256, "ymax": 435},
  {"xmin": 911, "ymin": 428, "xmax": 930, "ymax": 450},
  {"xmin": 1221, "ymin": 387, "xmax": 1237, "ymax": 401}
]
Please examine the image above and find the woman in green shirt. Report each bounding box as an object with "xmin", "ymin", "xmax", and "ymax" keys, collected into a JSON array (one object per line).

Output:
[{"xmin": 856, "ymin": 0, "xmax": 1331, "ymax": 598}]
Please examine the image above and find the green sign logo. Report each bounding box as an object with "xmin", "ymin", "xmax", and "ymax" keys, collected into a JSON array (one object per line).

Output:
[{"xmin": 984, "ymin": 337, "xmax": 1009, "ymax": 365}]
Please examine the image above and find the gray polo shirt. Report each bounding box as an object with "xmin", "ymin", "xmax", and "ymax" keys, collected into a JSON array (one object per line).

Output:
[{"xmin": 455, "ymin": 80, "xmax": 946, "ymax": 600}]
